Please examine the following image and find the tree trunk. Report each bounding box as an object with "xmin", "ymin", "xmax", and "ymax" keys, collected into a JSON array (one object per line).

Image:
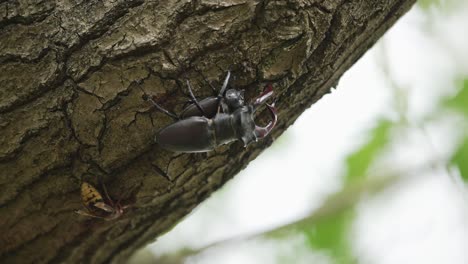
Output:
[{"xmin": 0, "ymin": 0, "xmax": 415, "ymax": 263}]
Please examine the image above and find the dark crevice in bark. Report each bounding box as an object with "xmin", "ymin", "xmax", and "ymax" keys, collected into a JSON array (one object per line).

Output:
[
  {"xmin": 2, "ymin": 223, "xmax": 60, "ymax": 261},
  {"xmin": 0, "ymin": 60, "xmax": 66, "ymax": 114},
  {"xmin": 0, "ymin": 3, "xmax": 55, "ymax": 30},
  {"xmin": 101, "ymin": 222, "xmax": 153, "ymax": 264},
  {"xmin": 0, "ymin": 46, "xmax": 52, "ymax": 64},
  {"xmin": 0, "ymin": 0, "xmax": 145, "ymax": 114},
  {"xmin": 63, "ymin": 0, "xmax": 146, "ymax": 60},
  {"xmin": 0, "ymin": 152, "xmax": 74, "ymax": 207},
  {"xmin": 46, "ymin": 225, "xmax": 99, "ymax": 264}
]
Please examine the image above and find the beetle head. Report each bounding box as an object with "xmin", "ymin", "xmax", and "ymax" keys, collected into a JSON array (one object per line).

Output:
[
  {"xmin": 224, "ymin": 89, "xmax": 245, "ymax": 110},
  {"xmin": 234, "ymin": 84, "xmax": 278, "ymax": 146}
]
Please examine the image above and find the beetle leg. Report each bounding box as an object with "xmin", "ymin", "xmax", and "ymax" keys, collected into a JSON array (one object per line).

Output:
[
  {"xmin": 75, "ymin": 209, "xmax": 107, "ymax": 219},
  {"xmin": 111, "ymin": 176, "xmax": 134, "ymax": 214},
  {"xmin": 186, "ymin": 80, "xmax": 207, "ymax": 117},
  {"xmin": 93, "ymin": 202, "xmax": 114, "ymax": 213},
  {"xmin": 97, "ymin": 176, "xmax": 116, "ymax": 208}
]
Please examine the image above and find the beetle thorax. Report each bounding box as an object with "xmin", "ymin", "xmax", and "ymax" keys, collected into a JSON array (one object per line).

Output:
[
  {"xmin": 232, "ymin": 106, "xmax": 257, "ymax": 146},
  {"xmin": 212, "ymin": 113, "xmax": 238, "ymax": 146}
]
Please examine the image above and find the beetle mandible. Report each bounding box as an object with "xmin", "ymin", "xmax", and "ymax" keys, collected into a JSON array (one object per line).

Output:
[{"xmin": 144, "ymin": 71, "xmax": 278, "ymax": 152}]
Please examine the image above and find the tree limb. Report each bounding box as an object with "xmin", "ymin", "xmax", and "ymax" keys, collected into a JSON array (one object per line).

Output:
[{"xmin": 0, "ymin": 0, "xmax": 416, "ymax": 263}]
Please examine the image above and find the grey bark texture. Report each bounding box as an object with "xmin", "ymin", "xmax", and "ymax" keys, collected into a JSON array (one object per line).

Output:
[{"xmin": 0, "ymin": 0, "xmax": 415, "ymax": 263}]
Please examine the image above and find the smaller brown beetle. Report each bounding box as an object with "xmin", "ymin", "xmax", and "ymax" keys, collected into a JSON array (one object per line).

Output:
[{"xmin": 75, "ymin": 181, "xmax": 126, "ymax": 221}]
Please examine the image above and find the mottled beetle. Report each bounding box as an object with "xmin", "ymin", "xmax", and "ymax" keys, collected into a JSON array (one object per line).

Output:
[
  {"xmin": 75, "ymin": 181, "xmax": 126, "ymax": 221},
  {"xmin": 145, "ymin": 72, "xmax": 278, "ymax": 152}
]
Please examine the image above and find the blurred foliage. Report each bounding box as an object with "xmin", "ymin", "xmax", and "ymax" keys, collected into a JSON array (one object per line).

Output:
[
  {"xmin": 298, "ymin": 120, "xmax": 393, "ymax": 264},
  {"xmin": 452, "ymin": 138, "xmax": 468, "ymax": 181},
  {"xmin": 447, "ymin": 78, "xmax": 468, "ymax": 181},
  {"xmin": 127, "ymin": 249, "xmax": 158, "ymax": 264},
  {"xmin": 418, "ymin": 0, "xmax": 460, "ymax": 12},
  {"xmin": 303, "ymin": 209, "xmax": 355, "ymax": 264},
  {"xmin": 153, "ymin": 174, "xmax": 398, "ymax": 264},
  {"xmin": 345, "ymin": 120, "xmax": 392, "ymax": 184},
  {"xmin": 418, "ymin": 0, "xmax": 443, "ymax": 10},
  {"xmin": 444, "ymin": 78, "xmax": 468, "ymax": 116}
]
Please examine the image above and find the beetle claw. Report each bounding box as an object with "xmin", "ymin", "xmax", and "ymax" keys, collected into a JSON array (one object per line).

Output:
[
  {"xmin": 252, "ymin": 84, "xmax": 274, "ymax": 111},
  {"xmin": 254, "ymin": 102, "xmax": 278, "ymax": 139}
]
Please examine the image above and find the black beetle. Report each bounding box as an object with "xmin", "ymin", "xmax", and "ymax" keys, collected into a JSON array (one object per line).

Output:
[{"xmin": 145, "ymin": 72, "xmax": 277, "ymax": 153}]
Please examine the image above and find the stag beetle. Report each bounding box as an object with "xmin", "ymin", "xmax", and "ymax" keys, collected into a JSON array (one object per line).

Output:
[{"xmin": 144, "ymin": 72, "xmax": 278, "ymax": 153}]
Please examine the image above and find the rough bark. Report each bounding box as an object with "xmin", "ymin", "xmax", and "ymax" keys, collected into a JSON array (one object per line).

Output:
[{"xmin": 0, "ymin": 0, "xmax": 415, "ymax": 263}]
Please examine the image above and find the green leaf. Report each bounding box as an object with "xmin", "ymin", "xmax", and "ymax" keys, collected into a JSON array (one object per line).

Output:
[
  {"xmin": 417, "ymin": 0, "xmax": 460, "ymax": 13},
  {"xmin": 302, "ymin": 208, "xmax": 356, "ymax": 264},
  {"xmin": 345, "ymin": 120, "xmax": 392, "ymax": 184},
  {"xmin": 418, "ymin": 0, "xmax": 442, "ymax": 10},
  {"xmin": 445, "ymin": 79, "xmax": 468, "ymax": 116},
  {"xmin": 297, "ymin": 120, "xmax": 392, "ymax": 262},
  {"xmin": 452, "ymin": 137, "xmax": 468, "ymax": 182}
]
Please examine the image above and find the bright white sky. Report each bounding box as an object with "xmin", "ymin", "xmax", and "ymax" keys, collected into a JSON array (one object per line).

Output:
[{"xmin": 148, "ymin": 2, "xmax": 468, "ymax": 264}]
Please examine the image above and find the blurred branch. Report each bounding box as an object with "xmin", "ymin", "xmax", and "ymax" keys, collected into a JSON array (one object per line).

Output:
[
  {"xmin": 376, "ymin": 38, "xmax": 462, "ymax": 184},
  {"xmin": 151, "ymin": 162, "xmax": 441, "ymax": 264},
  {"xmin": 375, "ymin": 41, "xmax": 409, "ymax": 122}
]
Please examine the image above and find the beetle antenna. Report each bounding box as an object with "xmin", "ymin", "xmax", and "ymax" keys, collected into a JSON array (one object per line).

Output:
[
  {"xmin": 186, "ymin": 80, "xmax": 207, "ymax": 117},
  {"xmin": 75, "ymin": 209, "xmax": 107, "ymax": 220},
  {"xmin": 115, "ymin": 185, "xmax": 134, "ymax": 211},
  {"xmin": 97, "ymin": 175, "xmax": 114, "ymax": 207}
]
